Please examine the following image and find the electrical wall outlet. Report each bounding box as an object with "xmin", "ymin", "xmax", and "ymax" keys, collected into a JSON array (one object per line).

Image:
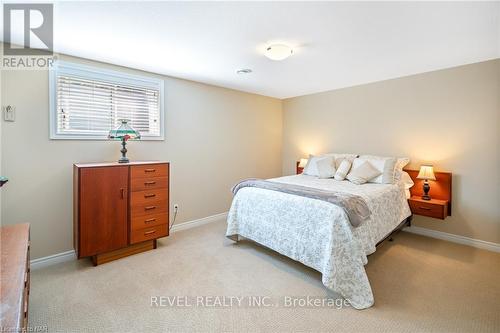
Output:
[{"xmin": 3, "ymin": 105, "xmax": 16, "ymax": 122}]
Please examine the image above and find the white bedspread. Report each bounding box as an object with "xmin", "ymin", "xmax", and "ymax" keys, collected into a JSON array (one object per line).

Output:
[{"xmin": 226, "ymin": 174, "xmax": 411, "ymax": 309}]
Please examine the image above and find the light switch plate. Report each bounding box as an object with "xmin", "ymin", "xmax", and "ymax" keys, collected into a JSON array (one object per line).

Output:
[{"xmin": 3, "ymin": 105, "xmax": 15, "ymax": 122}]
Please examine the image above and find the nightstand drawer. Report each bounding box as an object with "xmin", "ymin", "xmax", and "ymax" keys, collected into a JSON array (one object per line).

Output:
[
  {"xmin": 130, "ymin": 224, "xmax": 168, "ymax": 244},
  {"xmin": 409, "ymin": 199, "xmax": 447, "ymax": 219}
]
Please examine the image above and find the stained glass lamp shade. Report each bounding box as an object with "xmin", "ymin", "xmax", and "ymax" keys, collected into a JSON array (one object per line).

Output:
[{"xmin": 108, "ymin": 119, "xmax": 141, "ymax": 163}]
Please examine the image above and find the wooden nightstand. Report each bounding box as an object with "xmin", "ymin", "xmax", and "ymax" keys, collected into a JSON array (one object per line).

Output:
[
  {"xmin": 296, "ymin": 161, "xmax": 304, "ymax": 174},
  {"xmin": 404, "ymin": 168, "xmax": 452, "ymax": 220},
  {"xmin": 408, "ymin": 196, "xmax": 448, "ymax": 220}
]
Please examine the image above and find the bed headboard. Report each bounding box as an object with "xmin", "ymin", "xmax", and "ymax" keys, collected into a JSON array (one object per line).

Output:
[{"xmin": 404, "ymin": 169, "xmax": 452, "ymax": 216}]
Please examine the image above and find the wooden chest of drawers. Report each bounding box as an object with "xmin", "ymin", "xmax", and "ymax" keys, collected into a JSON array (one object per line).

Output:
[
  {"xmin": 74, "ymin": 161, "xmax": 169, "ymax": 265},
  {"xmin": 0, "ymin": 224, "xmax": 30, "ymax": 331}
]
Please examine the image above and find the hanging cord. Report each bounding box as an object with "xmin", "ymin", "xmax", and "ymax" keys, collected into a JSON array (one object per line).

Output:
[{"xmin": 169, "ymin": 206, "xmax": 178, "ymax": 232}]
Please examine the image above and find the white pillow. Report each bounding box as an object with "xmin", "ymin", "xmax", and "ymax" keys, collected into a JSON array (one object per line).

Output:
[
  {"xmin": 323, "ymin": 153, "xmax": 358, "ymax": 168},
  {"xmin": 354, "ymin": 155, "xmax": 397, "ymax": 184},
  {"xmin": 400, "ymin": 171, "xmax": 414, "ymax": 190},
  {"xmin": 303, "ymin": 155, "xmax": 336, "ymax": 177},
  {"xmin": 324, "ymin": 153, "xmax": 358, "ymax": 159},
  {"xmin": 334, "ymin": 159, "xmax": 352, "ymax": 181},
  {"xmin": 394, "ymin": 157, "xmax": 410, "ymax": 182},
  {"xmin": 346, "ymin": 161, "xmax": 382, "ymax": 185},
  {"xmin": 316, "ymin": 157, "xmax": 336, "ymax": 179},
  {"xmin": 302, "ymin": 155, "xmax": 321, "ymax": 176},
  {"xmin": 396, "ymin": 157, "xmax": 410, "ymax": 171}
]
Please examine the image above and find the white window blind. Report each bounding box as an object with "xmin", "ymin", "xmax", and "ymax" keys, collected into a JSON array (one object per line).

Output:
[{"xmin": 49, "ymin": 61, "xmax": 164, "ymax": 140}]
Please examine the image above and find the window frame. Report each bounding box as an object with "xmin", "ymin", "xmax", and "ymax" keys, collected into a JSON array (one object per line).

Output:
[{"xmin": 49, "ymin": 60, "xmax": 165, "ymax": 140}]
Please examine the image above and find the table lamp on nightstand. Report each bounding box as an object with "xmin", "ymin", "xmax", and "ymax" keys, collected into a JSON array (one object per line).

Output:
[
  {"xmin": 417, "ymin": 165, "xmax": 436, "ymax": 200},
  {"xmin": 298, "ymin": 158, "xmax": 308, "ymax": 168},
  {"xmin": 296, "ymin": 158, "xmax": 308, "ymax": 174}
]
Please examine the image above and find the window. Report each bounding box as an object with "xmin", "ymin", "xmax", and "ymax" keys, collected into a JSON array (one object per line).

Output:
[{"xmin": 49, "ymin": 61, "xmax": 164, "ymax": 140}]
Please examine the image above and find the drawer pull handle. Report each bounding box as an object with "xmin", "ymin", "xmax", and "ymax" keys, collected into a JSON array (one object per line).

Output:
[
  {"xmin": 144, "ymin": 181, "xmax": 156, "ymax": 185},
  {"xmin": 145, "ymin": 169, "xmax": 156, "ymax": 173},
  {"xmin": 419, "ymin": 206, "xmax": 432, "ymax": 210},
  {"xmin": 145, "ymin": 218, "xmax": 156, "ymax": 224},
  {"xmin": 144, "ymin": 194, "xmax": 156, "ymax": 198},
  {"xmin": 144, "ymin": 230, "xmax": 157, "ymax": 235},
  {"xmin": 145, "ymin": 206, "xmax": 156, "ymax": 211}
]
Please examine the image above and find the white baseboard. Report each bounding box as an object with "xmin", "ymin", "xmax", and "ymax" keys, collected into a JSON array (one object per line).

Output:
[
  {"xmin": 403, "ymin": 226, "xmax": 500, "ymax": 253},
  {"xmin": 30, "ymin": 250, "xmax": 77, "ymax": 270},
  {"xmin": 170, "ymin": 212, "xmax": 228, "ymax": 233},
  {"xmin": 30, "ymin": 212, "xmax": 228, "ymax": 270}
]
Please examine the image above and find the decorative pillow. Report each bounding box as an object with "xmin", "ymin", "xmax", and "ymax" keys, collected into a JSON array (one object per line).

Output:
[
  {"xmin": 354, "ymin": 155, "xmax": 397, "ymax": 184},
  {"xmin": 346, "ymin": 161, "xmax": 382, "ymax": 185},
  {"xmin": 316, "ymin": 156, "xmax": 336, "ymax": 179},
  {"xmin": 334, "ymin": 159, "xmax": 352, "ymax": 181}
]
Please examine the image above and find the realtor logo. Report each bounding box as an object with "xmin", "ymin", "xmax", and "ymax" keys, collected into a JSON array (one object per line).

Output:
[{"xmin": 3, "ymin": 3, "xmax": 53, "ymax": 55}]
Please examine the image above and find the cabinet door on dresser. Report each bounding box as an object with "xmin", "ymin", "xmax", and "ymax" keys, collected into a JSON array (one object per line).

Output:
[{"xmin": 78, "ymin": 166, "xmax": 129, "ymax": 257}]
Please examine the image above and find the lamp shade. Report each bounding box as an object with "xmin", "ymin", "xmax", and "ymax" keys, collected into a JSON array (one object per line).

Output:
[
  {"xmin": 108, "ymin": 119, "xmax": 141, "ymax": 141},
  {"xmin": 417, "ymin": 165, "xmax": 436, "ymax": 180},
  {"xmin": 298, "ymin": 158, "xmax": 308, "ymax": 168}
]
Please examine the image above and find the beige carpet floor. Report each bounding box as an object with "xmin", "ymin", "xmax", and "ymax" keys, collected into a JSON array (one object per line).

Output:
[{"xmin": 29, "ymin": 220, "xmax": 500, "ymax": 333}]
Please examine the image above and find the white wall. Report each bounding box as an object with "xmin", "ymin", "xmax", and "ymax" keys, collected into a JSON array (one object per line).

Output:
[
  {"xmin": 3, "ymin": 52, "xmax": 498, "ymax": 258},
  {"xmin": 0, "ymin": 68, "xmax": 3, "ymax": 225},
  {"xmin": 283, "ymin": 60, "xmax": 500, "ymax": 244},
  {"xmin": 1, "ymin": 54, "xmax": 283, "ymax": 259}
]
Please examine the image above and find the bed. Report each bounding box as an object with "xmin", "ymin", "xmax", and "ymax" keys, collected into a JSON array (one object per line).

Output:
[{"xmin": 225, "ymin": 174, "xmax": 412, "ymax": 310}]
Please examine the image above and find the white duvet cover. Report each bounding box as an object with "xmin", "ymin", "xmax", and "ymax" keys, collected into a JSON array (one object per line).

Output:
[{"xmin": 226, "ymin": 174, "xmax": 411, "ymax": 309}]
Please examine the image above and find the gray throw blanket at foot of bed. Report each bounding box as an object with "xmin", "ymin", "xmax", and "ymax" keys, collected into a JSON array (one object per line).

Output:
[{"xmin": 232, "ymin": 179, "xmax": 371, "ymax": 227}]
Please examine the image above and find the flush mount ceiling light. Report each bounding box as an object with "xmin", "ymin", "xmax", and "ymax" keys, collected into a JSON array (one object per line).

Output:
[
  {"xmin": 236, "ymin": 68, "xmax": 252, "ymax": 74},
  {"xmin": 264, "ymin": 44, "xmax": 293, "ymax": 61}
]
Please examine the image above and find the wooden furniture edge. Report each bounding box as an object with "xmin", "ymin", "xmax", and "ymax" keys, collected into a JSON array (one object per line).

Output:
[
  {"xmin": 74, "ymin": 160, "xmax": 168, "ymax": 168},
  {"xmin": 0, "ymin": 223, "xmax": 30, "ymax": 331},
  {"xmin": 404, "ymin": 168, "xmax": 452, "ymax": 216},
  {"xmin": 91, "ymin": 240, "xmax": 156, "ymax": 266},
  {"xmin": 73, "ymin": 165, "xmax": 80, "ymax": 258}
]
